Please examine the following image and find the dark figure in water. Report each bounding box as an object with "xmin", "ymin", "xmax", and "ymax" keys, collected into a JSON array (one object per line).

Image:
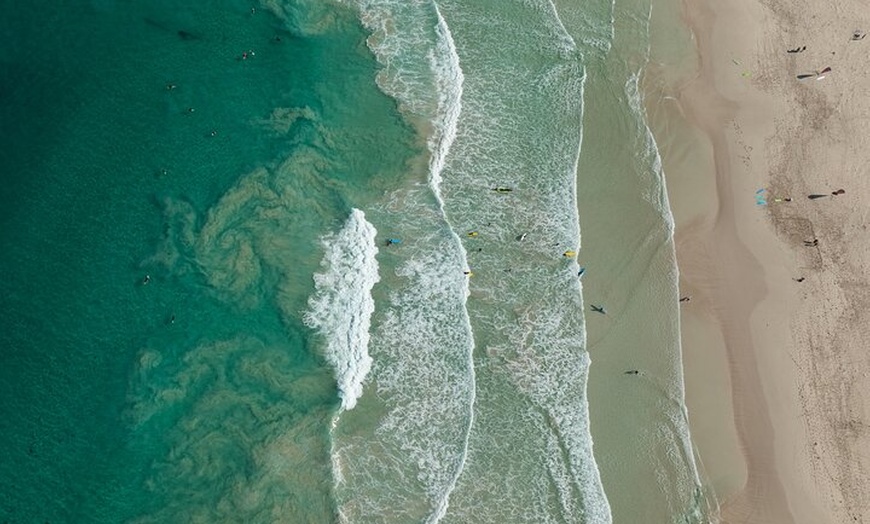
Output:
[
  {"xmin": 808, "ymin": 194, "xmax": 829, "ymax": 199},
  {"xmin": 590, "ymin": 304, "xmax": 606, "ymax": 314},
  {"xmin": 679, "ymin": 296, "xmax": 691, "ymax": 303},
  {"xmin": 624, "ymin": 370, "xmax": 639, "ymax": 375},
  {"xmin": 787, "ymin": 46, "xmax": 806, "ymax": 53},
  {"xmin": 794, "ymin": 277, "xmax": 806, "ymax": 283}
]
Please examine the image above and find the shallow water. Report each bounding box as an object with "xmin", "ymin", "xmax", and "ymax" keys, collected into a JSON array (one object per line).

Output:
[{"xmin": 0, "ymin": 0, "xmax": 714, "ymax": 522}]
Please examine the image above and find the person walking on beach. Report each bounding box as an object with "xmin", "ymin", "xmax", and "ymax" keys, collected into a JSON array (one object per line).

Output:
[
  {"xmin": 590, "ymin": 304, "xmax": 606, "ymax": 315},
  {"xmin": 804, "ymin": 238, "xmax": 819, "ymax": 247}
]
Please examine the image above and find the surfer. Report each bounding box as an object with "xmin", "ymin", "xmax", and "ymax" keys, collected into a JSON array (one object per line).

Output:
[
  {"xmin": 578, "ymin": 267, "xmax": 586, "ymax": 277},
  {"xmin": 517, "ymin": 232, "xmax": 528, "ymax": 242},
  {"xmin": 624, "ymin": 370, "xmax": 639, "ymax": 375},
  {"xmin": 491, "ymin": 187, "xmax": 513, "ymax": 193},
  {"xmin": 385, "ymin": 238, "xmax": 401, "ymax": 246},
  {"xmin": 467, "ymin": 231, "xmax": 479, "ymax": 237},
  {"xmin": 142, "ymin": 275, "xmax": 151, "ymax": 285},
  {"xmin": 590, "ymin": 304, "xmax": 606, "ymax": 315}
]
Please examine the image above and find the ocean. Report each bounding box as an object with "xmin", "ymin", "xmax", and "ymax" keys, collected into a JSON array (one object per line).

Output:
[{"xmin": 0, "ymin": 0, "xmax": 715, "ymax": 522}]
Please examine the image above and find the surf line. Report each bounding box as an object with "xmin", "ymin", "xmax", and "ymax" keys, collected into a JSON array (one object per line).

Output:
[{"xmin": 424, "ymin": 4, "xmax": 477, "ymax": 522}]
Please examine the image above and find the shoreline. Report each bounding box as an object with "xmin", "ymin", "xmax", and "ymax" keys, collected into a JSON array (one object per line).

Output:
[{"xmin": 649, "ymin": 0, "xmax": 870, "ymax": 521}]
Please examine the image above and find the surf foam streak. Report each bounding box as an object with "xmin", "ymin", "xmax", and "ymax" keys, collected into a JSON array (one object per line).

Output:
[
  {"xmin": 544, "ymin": 0, "xmax": 578, "ymax": 52},
  {"xmin": 417, "ymin": 0, "xmax": 613, "ymax": 520},
  {"xmin": 331, "ymin": 1, "xmax": 477, "ymax": 521},
  {"xmin": 304, "ymin": 208, "xmax": 379, "ymax": 411},
  {"xmin": 425, "ymin": 8, "xmax": 475, "ymax": 522}
]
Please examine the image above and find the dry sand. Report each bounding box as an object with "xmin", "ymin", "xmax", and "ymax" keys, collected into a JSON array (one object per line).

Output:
[{"xmin": 646, "ymin": 0, "xmax": 870, "ymax": 522}]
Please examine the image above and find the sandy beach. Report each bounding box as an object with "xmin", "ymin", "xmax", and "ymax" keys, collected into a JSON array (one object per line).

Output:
[{"xmin": 646, "ymin": 0, "xmax": 870, "ymax": 521}]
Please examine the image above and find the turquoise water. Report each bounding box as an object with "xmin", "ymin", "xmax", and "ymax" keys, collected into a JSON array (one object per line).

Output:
[{"xmin": 0, "ymin": 0, "xmax": 715, "ymax": 522}]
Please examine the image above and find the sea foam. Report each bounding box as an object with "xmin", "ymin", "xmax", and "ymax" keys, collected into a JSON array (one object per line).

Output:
[
  {"xmin": 304, "ymin": 208, "xmax": 379, "ymax": 411},
  {"xmin": 329, "ymin": 1, "xmax": 478, "ymax": 521}
]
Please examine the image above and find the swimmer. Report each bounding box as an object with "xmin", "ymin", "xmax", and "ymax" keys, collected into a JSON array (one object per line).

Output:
[
  {"xmin": 142, "ymin": 275, "xmax": 151, "ymax": 285},
  {"xmin": 166, "ymin": 84, "xmax": 177, "ymax": 90}
]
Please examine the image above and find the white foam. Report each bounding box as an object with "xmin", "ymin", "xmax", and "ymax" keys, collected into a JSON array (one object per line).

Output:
[
  {"xmin": 424, "ymin": 9, "xmax": 476, "ymax": 521},
  {"xmin": 304, "ymin": 209, "xmax": 379, "ymax": 411},
  {"xmin": 426, "ymin": 3, "xmax": 463, "ymax": 209},
  {"xmin": 543, "ymin": 0, "xmax": 578, "ymax": 52}
]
